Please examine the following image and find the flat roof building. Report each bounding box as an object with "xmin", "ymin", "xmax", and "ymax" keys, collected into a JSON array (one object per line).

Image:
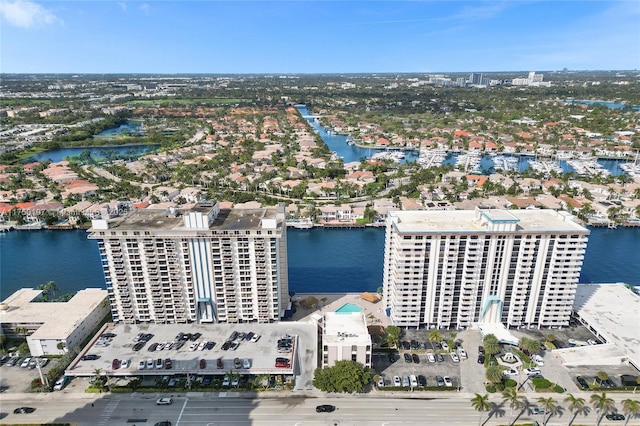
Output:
[
  {"xmin": 383, "ymin": 208, "xmax": 589, "ymax": 329},
  {"xmin": 88, "ymin": 202, "xmax": 289, "ymax": 325},
  {"xmin": 321, "ymin": 311, "xmax": 372, "ymax": 368},
  {"xmin": 0, "ymin": 288, "xmax": 109, "ymax": 356}
]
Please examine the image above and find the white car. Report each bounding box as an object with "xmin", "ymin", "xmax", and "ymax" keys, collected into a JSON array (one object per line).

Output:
[
  {"xmin": 250, "ymin": 334, "xmax": 261, "ymax": 343},
  {"xmin": 120, "ymin": 359, "xmax": 130, "ymax": 369},
  {"xmin": 393, "ymin": 376, "xmax": 401, "ymax": 386},
  {"xmin": 222, "ymin": 377, "xmax": 230, "ymax": 387},
  {"xmin": 458, "ymin": 348, "xmax": 468, "ymax": 359},
  {"xmin": 156, "ymin": 398, "xmax": 172, "ymax": 405},
  {"xmin": 441, "ymin": 341, "xmax": 450, "ymax": 351},
  {"xmin": 242, "ymin": 359, "xmax": 251, "ymax": 369},
  {"xmin": 532, "ymin": 354, "xmax": 545, "ymax": 366},
  {"xmin": 503, "ymin": 368, "xmax": 519, "ymax": 377},
  {"xmin": 198, "ymin": 341, "xmax": 208, "ymax": 351},
  {"xmin": 450, "ymin": 352, "xmax": 460, "ymax": 363},
  {"xmin": 53, "ymin": 376, "xmax": 67, "ymax": 391},
  {"xmin": 20, "ymin": 357, "xmax": 32, "ymax": 368},
  {"xmin": 525, "ymin": 367, "xmax": 541, "ymax": 376},
  {"xmin": 138, "ymin": 360, "xmax": 145, "ymax": 370},
  {"xmin": 377, "ymin": 376, "xmax": 385, "ymax": 387},
  {"xmin": 443, "ymin": 376, "xmax": 453, "ymax": 387},
  {"xmin": 427, "ymin": 353, "xmax": 436, "ymax": 363},
  {"xmin": 146, "ymin": 358, "xmax": 154, "ymax": 368},
  {"xmin": 530, "ymin": 406, "xmax": 545, "ymax": 415},
  {"xmin": 410, "ymin": 375, "xmax": 418, "ymax": 387},
  {"xmin": 189, "ymin": 342, "xmax": 198, "ymax": 351}
]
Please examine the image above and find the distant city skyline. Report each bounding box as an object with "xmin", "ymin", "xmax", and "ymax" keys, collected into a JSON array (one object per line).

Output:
[{"xmin": 1, "ymin": 0, "xmax": 639, "ymax": 74}]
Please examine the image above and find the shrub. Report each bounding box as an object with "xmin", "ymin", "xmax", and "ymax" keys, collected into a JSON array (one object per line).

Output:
[
  {"xmin": 495, "ymin": 382, "xmax": 505, "ymax": 391},
  {"xmin": 532, "ymin": 377, "xmax": 552, "ymax": 389},
  {"xmin": 504, "ymin": 379, "xmax": 517, "ymax": 388},
  {"xmin": 553, "ymin": 384, "xmax": 565, "ymax": 393},
  {"xmin": 486, "ymin": 384, "xmax": 497, "ymax": 393}
]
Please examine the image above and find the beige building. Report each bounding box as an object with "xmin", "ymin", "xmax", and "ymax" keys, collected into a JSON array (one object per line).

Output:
[
  {"xmin": 89, "ymin": 202, "xmax": 289, "ymax": 324},
  {"xmin": 0, "ymin": 288, "xmax": 109, "ymax": 356},
  {"xmin": 321, "ymin": 311, "xmax": 372, "ymax": 368},
  {"xmin": 383, "ymin": 208, "xmax": 589, "ymax": 329}
]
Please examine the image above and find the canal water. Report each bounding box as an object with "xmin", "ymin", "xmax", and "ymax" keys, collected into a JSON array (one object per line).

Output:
[{"xmin": 1, "ymin": 226, "xmax": 638, "ymax": 298}]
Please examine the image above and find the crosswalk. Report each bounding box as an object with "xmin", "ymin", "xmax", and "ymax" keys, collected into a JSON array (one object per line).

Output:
[{"xmin": 97, "ymin": 400, "xmax": 119, "ymax": 426}]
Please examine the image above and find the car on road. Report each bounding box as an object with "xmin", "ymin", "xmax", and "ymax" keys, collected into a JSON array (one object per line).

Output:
[
  {"xmin": 403, "ymin": 353, "xmax": 412, "ymax": 363},
  {"xmin": 156, "ymin": 398, "xmax": 173, "ymax": 405},
  {"xmin": 316, "ymin": 405, "xmax": 336, "ymax": 413},
  {"xmin": 13, "ymin": 407, "xmax": 35, "ymax": 414},
  {"xmin": 436, "ymin": 376, "xmax": 445, "ymax": 387},
  {"xmin": 393, "ymin": 376, "xmax": 401, "ymax": 387},
  {"xmin": 530, "ymin": 406, "xmax": 545, "ymax": 415},
  {"xmin": 478, "ymin": 354, "xmax": 485, "ymax": 364},
  {"xmin": 503, "ymin": 368, "xmax": 519, "ymax": 377},
  {"xmin": 81, "ymin": 354, "xmax": 100, "ymax": 361},
  {"xmin": 427, "ymin": 353, "xmax": 436, "ymax": 363},
  {"xmin": 412, "ymin": 354, "xmax": 420, "ymax": 363},
  {"xmin": 606, "ymin": 413, "xmax": 625, "ymax": 421},
  {"xmin": 154, "ymin": 422, "xmax": 171, "ymax": 426},
  {"xmin": 525, "ymin": 367, "xmax": 541, "ymax": 376},
  {"xmin": 443, "ymin": 376, "xmax": 453, "ymax": 387},
  {"xmin": 576, "ymin": 376, "xmax": 589, "ymax": 390}
]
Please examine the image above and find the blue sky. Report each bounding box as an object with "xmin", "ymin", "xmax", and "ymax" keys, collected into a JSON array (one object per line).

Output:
[{"xmin": 1, "ymin": 0, "xmax": 639, "ymax": 73}]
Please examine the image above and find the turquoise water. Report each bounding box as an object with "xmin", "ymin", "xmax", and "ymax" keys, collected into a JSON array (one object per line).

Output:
[
  {"xmin": 28, "ymin": 144, "xmax": 159, "ymax": 163},
  {"xmin": 335, "ymin": 303, "xmax": 364, "ymax": 313}
]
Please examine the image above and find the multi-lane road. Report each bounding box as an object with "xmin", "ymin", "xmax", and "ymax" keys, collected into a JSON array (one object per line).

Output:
[{"xmin": 1, "ymin": 393, "xmax": 639, "ymax": 425}]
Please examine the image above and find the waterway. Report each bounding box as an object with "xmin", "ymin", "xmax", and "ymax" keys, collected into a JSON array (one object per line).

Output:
[
  {"xmin": 296, "ymin": 106, "xmax": 628, "ymax": 176},
  {"xmin": 1, "ymin": 226, "xmax": 638, "ymax": 299},
  {"xmin": 28, "ymin": 144, "xmax": 159, "ymax": 163}
]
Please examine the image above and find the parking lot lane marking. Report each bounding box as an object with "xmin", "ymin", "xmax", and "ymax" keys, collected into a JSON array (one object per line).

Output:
[{"xmin": 176, "ymin": 396, "xmax": 189, "ymax": 425}]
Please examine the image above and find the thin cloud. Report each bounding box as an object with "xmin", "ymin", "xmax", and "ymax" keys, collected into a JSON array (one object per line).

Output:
[
  {"xmin": 0, "ymin": 0, "xmax": 61, "ymax": 29},
  {"xmin": 118, "ymin": 2, "xmax": 127, "ymax": 12},
  {"xmin": 139, "ymin": 3, "xmax": 150, "ymax": 13}
]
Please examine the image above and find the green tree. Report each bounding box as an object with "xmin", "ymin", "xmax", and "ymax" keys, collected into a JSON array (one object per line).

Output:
[
  {"xmin": 564, "ymin": 393, "xmax": 588, "ymax": 426},
  {"xmin": 384, "ymin": 325, "xmax": 402, "ymax": 349},
  {"xmin": 483, "ymin": 334, "xmax": 500, "ymax": 356},
  {"xmin": 537, "ymin": 396, "xmax": 560, "ymax": 426},
  {"xmin": 428, "ymin": 329, "xmax": 443, "ymax": 344},
  {"xmin": 470, "ymin": 393, "xmax": 492, "ymax": 426},
  {"xmin": 36, "ymin": 280, "xmax": 59, "ymax": 301},
  {"xmin": 485, "ymin": 365, "xmax": 504, "ymax": 384},
  {"xmin": 590, "ymin": 392, "xmax": 616, "ymax": 426},
  {"xmin": 502, "ymin": 387, "xmax": 526, "ymax": 425},
  {"xmin": 621, "ymin": 399, "xmax": 640, "ymax": 426},
  {"xmin": 518, "ymin": 337, "xmax": 540, "ymax": 356},
  {"xmin": 312, "ymin": 360, "xmax": 372, "ymax": 393},
  {"xmin": 253, "ymin": 373, "xmax": 271, "ymax": 390}
]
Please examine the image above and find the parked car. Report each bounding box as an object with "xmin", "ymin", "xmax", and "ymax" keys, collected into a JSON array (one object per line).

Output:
[
  {"xmin": 148, "ymin": 343, "xmax": 158, "ymax": 352},
  {"xmin": 82, "ymin": 354, "xmax": 100, "ymax": 361},
  {"xmin": 436, "ymin": 353, "xmax": 444, "ymax": 362},
  {"xmin": 576, "ymin": 376, "xmax": 589, "ymax": 390},
  {"xmin": 478, "ymin": 345, "xmax": 485, "ymax": 355},
  {"xmin": 503, "ymin": 368, "xmax": 519, "ymax": 377},
  {"xmin": 458, "ymin": 348, "xmax": 468, "ymax": 359},
  {"xmin": 436, "ymin": 376, "xmax": 445, "ymax": 387},
  {"xmin": 250, "ymin": 334, "xmax": 261, "ymax": 343},
  {"xmin": 53, "ymin": 376, "xmax": 68, "ymax": 391},
  {"xmin": 418, "ymin": 375, "xmax": 427, "ymax": 386},
  {"xmin": 388, "ymin": 353, "xmax": 397, "ymax": 363},
  {"xmin": 164, "ymin": 358, "xmax": 172, "ymax": 369},
  {"xmin": 222, "ymin": 377, "xmax": 230, "ymax": 387},
  {"xmin": 138, "ymin": 360, "xmax": 145, "ymax": 370},
  {"xmin": 412, "ymin": 354, "xmax": 420, "ymax": 363},
  {"xmin": 234, "ymin": 358, "xmax": 242, "ymax": 369},
  {"xmin": 315, "ymin": 405, "xmax": 335, "ymax": 413},
  {"xmin": 205, "ymin": 341, "xmax": 216, "ymax": 350},
  {"xmin": 156, "ymin": 398, "xmax": 172, "ymax": 405},
  {"xmin": 450, "ymin": 353, "xmax": 460, "ymax": 363},
  {"xmin": 155, "ymin": 358, "xmax": 163, "ymax": 369},
  {"xmin": 190, "ymin": 332, "xmax": 202, "ymax": 341},
  {"xmin": 221, "ymin": 341, "xmax": 231, "ymax": 351},
  {"xmin": 146, "ymin": 358, "xmax": 154, "ymax": 369},
  {"xmin": 441, "ymin": 341, "xmax": 450, "ymax": 351},
  {"xmin": 242, "ymin": 359, "xmax": 251, "ymax": 369},
  {"xmin": 402, "ymin": 376, "xmax": 410, "ymax": 387},
  {"xmin": 245, "ymin": 332, "xmax": 254, "ymax": 341},
  {"xmin": 532, "ymin": 354, "xmax": 545, "ymax": 366},
  {"xmin": 478, "ymin": 354, "xmax": 485, "ymax": 364},
  {"xmin": 377, "ymin": 376, "xmax": 385, "ymax": 387},
  {"xmin": 199, "ymin": 359, "xmax": 206, "ymax": 369},
  {"xmin": 230, "ymin": 342, "xmax": 240, "ymax": 351},
  {"xmin": 217, "ymin": 357, "xmax": 224, "ymax": 369},
  {"xmin": 443, "ymin": 376, "xmax": 453, "ymax": 387},
  {"xmin": 236, "ymin": 332, "xmax": 246, "ymax": 341},
  {"xmin": 525, "ymin": 367, "xmax": 541, "ymax": 376},
  {"xmin": 393, "ymin": 376, "xmax": 401, "ymax": 387},
  {"xmin": 120, "ymin": 359, "xmax": 130, "ymax": 369},
  {"xmin": 427, "ymin": 353, "xmax": 436, "ymax": 363},
  {"xmin": 403, "ymin": 353, "xmax": 412, "ymax": 363},
  {"xmin": 20, "ymin": 358, "xmax": 32, "ymax": 368},
  {"xmin": 111, "ymin": 358, "xmax": 120, "ymax": 370}
]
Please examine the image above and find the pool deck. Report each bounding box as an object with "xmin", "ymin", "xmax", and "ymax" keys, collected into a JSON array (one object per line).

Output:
[{"xmin": 290, "ymin": 292, "xmax": 392, "ymax": 327}]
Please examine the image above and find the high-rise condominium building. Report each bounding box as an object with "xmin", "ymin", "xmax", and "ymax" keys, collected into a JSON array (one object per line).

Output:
[
  {"xmin": 89, "ymin": 202, "xmax": 289, "ymax": 324},
  {"xmin": 383, "ymin": 208, "xmax": 588, "ymax": 329}
]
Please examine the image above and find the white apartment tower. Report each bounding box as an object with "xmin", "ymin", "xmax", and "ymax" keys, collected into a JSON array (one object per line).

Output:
[
  {"xmin": 89, "ymin": 202, "xmax": 289, "ymax": 324},
  {"xmin": 383, "ymin": 208, "xmax": 588, "ymax": 329}
]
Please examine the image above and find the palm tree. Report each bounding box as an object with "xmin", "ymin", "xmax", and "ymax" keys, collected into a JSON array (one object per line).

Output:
[
  {"xmin": 537, "ymin": 396, "xmax": 559, "ymax": 426},
  {"xmin": 621, "ymin": 399, "xmax": 640, "ymax": 426},
  {"xmin": 253, "ymin": 373, "xmax": 270, "ymax": 391},
  {"xmin": 595, "ymin": 371, "xmax": 609, "ymax": 387},
  {"xmin": 564, "ymin": 393, "xmax": 587, "ymax": 426},
  {"xmin": 590, "ymin": 392, "xmax": 616, "ymax": 425},
  {"xmin": 502, "ymin": 387, "xmax": 526, "ymax": 425},
  {"xmin": 485, "ymin": 365, "xmax": 504, "ymax": 384},
  {"xmin": 483, "ymin": 334, "xmax": 500, "ymax": 356},
  {"xmin": 471, "ymin": 393, "xmax": 492, "ymax": 426},
  {"xmin": 428, "ymin": 329, "xmax": 442, "ymax": 344}
]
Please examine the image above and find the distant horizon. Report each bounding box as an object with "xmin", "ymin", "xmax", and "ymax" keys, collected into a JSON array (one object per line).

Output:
[
  {"xmin": 1, "ymin": 1, "xmax": 638, "ymax": 74},
  {"xmin": 2, "ymin": 69, "xmax": 638, "ymax": 77}
]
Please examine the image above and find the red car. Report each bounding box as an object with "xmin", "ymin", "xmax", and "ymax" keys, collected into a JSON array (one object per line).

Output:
[
  {"xmin": 275, "ymin": 361, "xmax": 290, "ymax": 368},
  {"xmin": 112, "ymin": 358, "xmax": 120, "ymax": 370},
  {"xmin": 199, "ymin": 359, "xmax": 206, "ymax": 369}
]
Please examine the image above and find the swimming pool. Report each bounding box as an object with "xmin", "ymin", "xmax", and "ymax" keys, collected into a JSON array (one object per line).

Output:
[{"xmin": 335, "ymin": 303, "xmax": 363, "ymax": 313}]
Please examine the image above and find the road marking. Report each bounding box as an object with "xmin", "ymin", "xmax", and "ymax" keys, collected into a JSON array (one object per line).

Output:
[
  {"xmin": 176, "ymin": 396, "xmax": 189, "ymax": 425},
  {"xmin": 97, "ymin": 400, "xmax": 119, "ymax": 426}
]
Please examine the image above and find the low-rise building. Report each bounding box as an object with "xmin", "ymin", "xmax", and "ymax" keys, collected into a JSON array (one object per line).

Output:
[
  {"xmin": 0, "ymin": 288, "xmax": 109, "ymax": 356},
  {"xmin": 321, "ymin": 311, "xmax": 372, "ymax": 368}
]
